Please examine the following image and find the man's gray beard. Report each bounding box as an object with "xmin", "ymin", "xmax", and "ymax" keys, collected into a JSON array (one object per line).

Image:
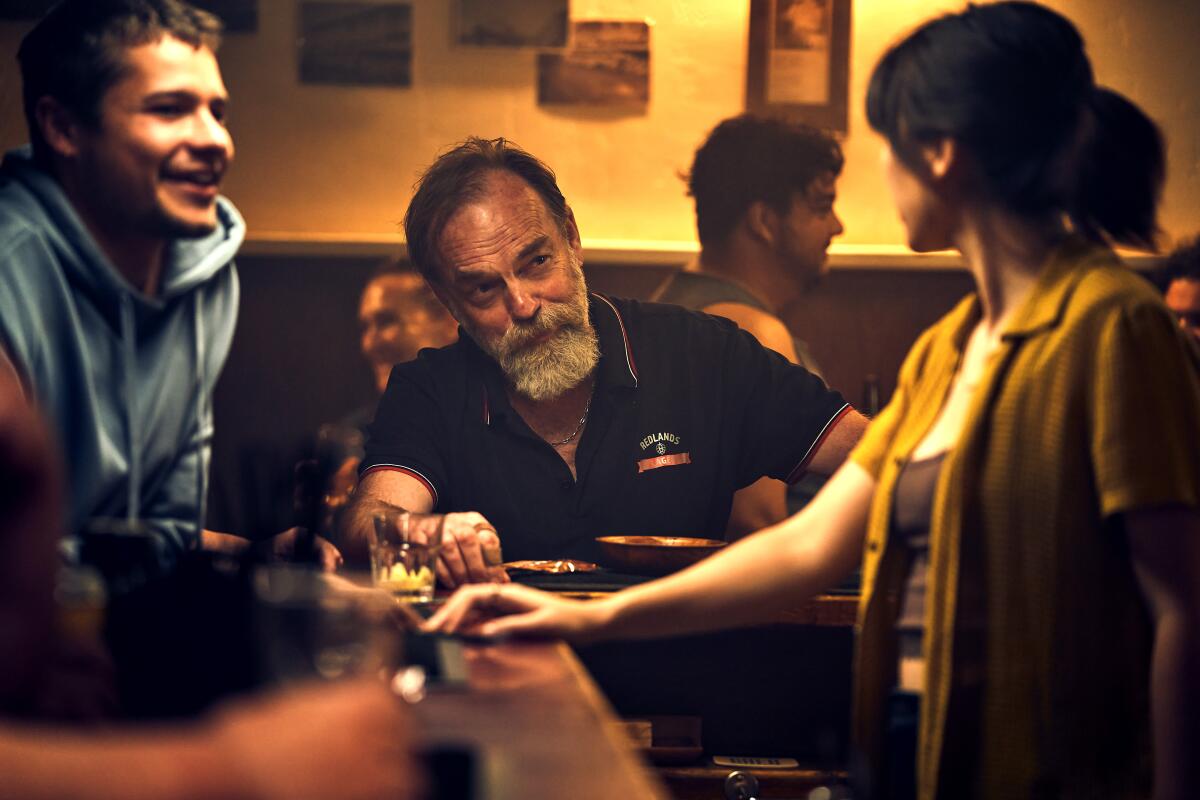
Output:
[
  {"xmin": 502, "ymin": 315, "xmax": 599, "ymax": 401},
  {"xmin": 464, "ymin": 272, "xmax": 599, "ymax": 402}
]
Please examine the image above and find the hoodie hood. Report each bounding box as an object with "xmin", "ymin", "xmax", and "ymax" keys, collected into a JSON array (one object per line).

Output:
[{"xmin": 0, "ymin": 146, "xmax": 244, "ymax": 307}]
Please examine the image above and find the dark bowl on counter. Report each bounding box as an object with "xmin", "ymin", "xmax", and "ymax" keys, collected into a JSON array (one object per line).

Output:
[{"xmin": 595, "ymin": 535, "xmax": 726, "ymax": 577}]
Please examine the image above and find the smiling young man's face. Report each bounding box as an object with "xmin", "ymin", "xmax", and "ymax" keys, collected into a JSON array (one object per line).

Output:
[{"xmin": 70, "ymin": 34, "xmax": 233, "ymax": 242}]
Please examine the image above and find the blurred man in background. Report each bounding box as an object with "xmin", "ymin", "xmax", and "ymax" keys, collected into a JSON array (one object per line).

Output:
[
  {"xmin": 322, "ymin": 267, "xmax": 460, "ymax": 526},
  {"xmin": 654, "ymin": 115, "xmax": 846, "ymax": 536},
  {"xmin": 1160, "ymin": 236, "xmax": 1200, "ymax": 345},
  {"xmin": 359, "ymin": 266, "xmax": 459, "ymax": 397}
]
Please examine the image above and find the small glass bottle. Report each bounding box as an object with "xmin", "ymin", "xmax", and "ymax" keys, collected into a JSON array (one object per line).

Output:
[{"xmin": 862, "ymin": 373, "xmax": 881, "ymax": 417}]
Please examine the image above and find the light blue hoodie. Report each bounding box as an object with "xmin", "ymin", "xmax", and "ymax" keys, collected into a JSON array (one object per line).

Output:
[{"xmin": 0, "ymin": 147, "xmax": 243, "ymax": 568}]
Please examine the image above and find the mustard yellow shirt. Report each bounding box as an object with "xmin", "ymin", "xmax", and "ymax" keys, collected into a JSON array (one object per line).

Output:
[{"xmin": 850, "ymin": 238, "xmax": 1200, "ymax": 800}]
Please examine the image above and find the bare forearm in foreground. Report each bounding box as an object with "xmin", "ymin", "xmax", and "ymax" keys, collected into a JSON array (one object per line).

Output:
[
  {"xmin": 0, "ymin": 724, "xmax": 237, "ymax": 800},
  {"xmin": 0, "ymin": 679, "xmax": 418, "ymax": 800}
]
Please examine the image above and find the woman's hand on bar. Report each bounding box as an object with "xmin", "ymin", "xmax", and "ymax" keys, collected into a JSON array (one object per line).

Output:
[{"xmin": 424, "ymin": 583, "xmax": 612, "ymax": 642}]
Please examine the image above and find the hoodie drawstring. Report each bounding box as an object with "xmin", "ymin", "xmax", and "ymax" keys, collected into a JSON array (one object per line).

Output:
[
  {"xmin": 193, "ymin": 294, "xmax": 208, "ymax": 546},
  {"xmin": 120, "ymin": 295, "xmax": 140, "ymax": 522}
]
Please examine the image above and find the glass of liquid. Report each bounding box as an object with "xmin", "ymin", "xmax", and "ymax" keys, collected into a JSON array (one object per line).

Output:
[{"xmin": 370, "ymin": 508, "xmax": 441, "ymax": 603}]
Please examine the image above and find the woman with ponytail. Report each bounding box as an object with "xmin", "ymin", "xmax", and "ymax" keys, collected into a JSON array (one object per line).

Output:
[{"xmin": 430, "ymin": 5, "xmax": 1200, "ymax": 798}]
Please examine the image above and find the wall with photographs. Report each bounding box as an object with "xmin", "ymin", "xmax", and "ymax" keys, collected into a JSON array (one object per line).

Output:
[{"xmin": 0, "ymin": 0, "xmax": 1198, "ymax": 250}]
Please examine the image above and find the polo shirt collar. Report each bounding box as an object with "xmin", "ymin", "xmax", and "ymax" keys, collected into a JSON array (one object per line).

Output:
[
  {"xmin": 1003, "ymin": 235, "xmax": 1114, "ymax": 340},
  {"xmin": 939, "ymin": 236, "xmax": 1117, "ymax": 360},
  {"xmin": 589, "ymin": 292, "xmax": 640, "ymax": 390},
  {"xmin": 467, "ymin": 291, "xmax": 640, "ymax": 427}
]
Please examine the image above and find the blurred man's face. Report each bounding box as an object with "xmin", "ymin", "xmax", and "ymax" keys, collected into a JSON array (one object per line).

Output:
[
  {"xmin": 432, "ymin": 171, "xmax": 598, "ymax": 402},
  {"xmin": 775, "ymin": 172, "xmax": 844, "ymax": 288},
  {"xmin": 67, "ymin": 35, "xmax": 233, "ymax": 243},
  {"xmin": 1165, "ymin": 277, "xmax": 1200, "ymax": 344},
  {"xmin": 359, "ymin": 274, "xmax": 457, "ymax": 393}
]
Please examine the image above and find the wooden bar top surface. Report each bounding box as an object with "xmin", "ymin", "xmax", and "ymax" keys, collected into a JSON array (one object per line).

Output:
[
  {"xmin": 556, "ymin": 591, "xmax": 860, "ymax": 628},
  {"xmin": 413, "ymin": 639, "xmax": 668, "ymax": 799}
]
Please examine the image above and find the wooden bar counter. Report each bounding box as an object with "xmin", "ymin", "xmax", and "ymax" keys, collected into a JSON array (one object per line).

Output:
[
  {"xmin": 560, "ymin": 591, "xmax": 859, "ymax": 628},
  {"xmin": 413, "ymin": 638, "xmax": 668, "ymax": 799},
  {"xmin": 567, "ymin": 591, "xmax": 858, "ymax": 789}
]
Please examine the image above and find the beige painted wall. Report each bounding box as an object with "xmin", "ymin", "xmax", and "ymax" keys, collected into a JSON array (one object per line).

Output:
[{"xmin": 2, "ymin": 0, "xmax": 1197, "ymax": 249}]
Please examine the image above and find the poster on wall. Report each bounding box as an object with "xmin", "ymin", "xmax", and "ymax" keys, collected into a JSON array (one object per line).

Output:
[
  {"xmin": 298, "ymin": 2, "xmax": 412, "ymax": 87},
  {"xmin": 746, "ymin": 0, "xmax": 851, "ymax": 132},
  {"xmin": 457, "ymin": 0, "xmax": 568, "ymax": 48},
  {"xmin": 192, "ymin": 0, "xmax": 258, "ymax": 33},
  {"xmin": 537, "ymin": 21, "xmax": 650, "ymax": 108}
]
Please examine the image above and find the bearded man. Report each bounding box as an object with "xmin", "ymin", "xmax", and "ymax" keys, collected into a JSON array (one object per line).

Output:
[{"xmin": 338, "ymin": 138, "xmax": 868, "ymax": 586}]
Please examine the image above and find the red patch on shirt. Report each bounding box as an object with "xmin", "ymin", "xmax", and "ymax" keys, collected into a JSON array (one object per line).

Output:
[{"xmin": 637, "ymin": 452, "xmax": 692, "ymax": 473}]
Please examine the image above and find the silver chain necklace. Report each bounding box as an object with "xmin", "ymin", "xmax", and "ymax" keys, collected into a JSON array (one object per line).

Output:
[{"xmin": 547, "ymin": 394, "xmax": 592, "ymax": 447}]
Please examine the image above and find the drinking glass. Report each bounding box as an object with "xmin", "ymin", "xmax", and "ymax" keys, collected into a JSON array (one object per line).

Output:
[
  {"xmin": 253, "ymin": 564, "xmax": 397, "ymax": 685},
  {"xmin": 370, "ymin": 508, "xmax": 441, "ymax": 603}
]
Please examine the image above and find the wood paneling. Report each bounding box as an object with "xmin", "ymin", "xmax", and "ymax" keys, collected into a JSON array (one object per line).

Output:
[{"xmin": 782, "ymin": 268, "xmax": 975, "ymax": 407}]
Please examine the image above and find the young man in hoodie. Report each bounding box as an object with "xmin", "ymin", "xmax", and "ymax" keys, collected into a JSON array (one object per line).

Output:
[{"xmin": 0, "ymin": 0, "xmax": 333, "ymax": 569}]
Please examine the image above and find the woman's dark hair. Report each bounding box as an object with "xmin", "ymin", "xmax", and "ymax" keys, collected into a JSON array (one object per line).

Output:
[
  {"xmin": 866, "ymin": 1, "xmax": 1163, "ymax": 249},
  {"xmin": 403, "ymin": 137, "xmax": 571, "ymax": 283}
]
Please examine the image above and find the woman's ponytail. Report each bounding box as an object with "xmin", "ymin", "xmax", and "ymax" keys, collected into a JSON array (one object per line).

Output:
[{"xmin": 1070, "ymin": 87, "xmax": 1165, "ymax": 250}]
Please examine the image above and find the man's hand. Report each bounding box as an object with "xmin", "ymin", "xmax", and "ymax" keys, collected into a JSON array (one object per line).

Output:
[
  {"xmin": 270, "ymin": 527, "xmax": 344, "ymax": 572},
  {"xmin": 415, "ymin": 511, "xmax": 509, "ymax": 589},
  {"xmin": 337, "ymin": 471, "xmax": 507, "ymax": 585},
  {"xmin": 201, "ymin": 529, "xmax": 344, "ymax": 572}
]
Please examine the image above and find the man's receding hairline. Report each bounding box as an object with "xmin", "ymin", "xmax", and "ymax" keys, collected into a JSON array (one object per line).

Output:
[{"xmin": 433, "ymin": 170, "xmax": 567, "ymax": 261}]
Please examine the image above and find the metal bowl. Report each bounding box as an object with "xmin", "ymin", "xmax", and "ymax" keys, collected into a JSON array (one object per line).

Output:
[{"xmin": 595, "ymin": 536, "xmax": 726, "ymax": 577}]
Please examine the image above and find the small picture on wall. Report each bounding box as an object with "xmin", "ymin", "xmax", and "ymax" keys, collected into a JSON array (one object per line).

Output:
[
  {"xmin": 537, "ymin": 21, "xmax": 650, "ymax": 108},
  {"xmin": 192, "ymin": 0, "xmax": 258, "ymax": 33},
  {"xmin": 746, "ymin": 0, "xmax": 851, "ymax": 132},
  {"xmin": 457, "ymin": 0, "xmax": 568, "ymax": 48},
  {"xmin": 298, "ymin": 2, "xmax": 412, "ymax": 87}
]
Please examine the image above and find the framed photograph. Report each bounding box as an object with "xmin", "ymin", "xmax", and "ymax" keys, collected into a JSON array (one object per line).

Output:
[
  {"xmin": 537, "ymin": 21, "xmax": 650, "ymax": 108},
  {"xmin": 456, "ymin": 0, "xmax": 568, "ymax": 48},
  {"xmin": 746, "ymin": 0, "xmax": 851, "ymax": 132},
  {"xmin": 298, "ymin": 2, "xmax": 412, "ymax": 87}
]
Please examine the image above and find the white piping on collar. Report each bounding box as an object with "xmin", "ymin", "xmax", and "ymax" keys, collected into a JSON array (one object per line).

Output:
[{"xmin": 591, "ymin": 293, "xmax": 638, "ymax": 388}]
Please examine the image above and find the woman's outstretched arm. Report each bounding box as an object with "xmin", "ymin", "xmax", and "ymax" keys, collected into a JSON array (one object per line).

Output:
[{"xmin": 427, "ymin": 459, "xmax": 875, "ymax": 643}]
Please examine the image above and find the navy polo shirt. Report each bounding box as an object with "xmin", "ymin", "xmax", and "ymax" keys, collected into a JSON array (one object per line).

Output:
[{"xmin": 362, "ymin": 293, "xmax": 851, "ymax": 562}]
